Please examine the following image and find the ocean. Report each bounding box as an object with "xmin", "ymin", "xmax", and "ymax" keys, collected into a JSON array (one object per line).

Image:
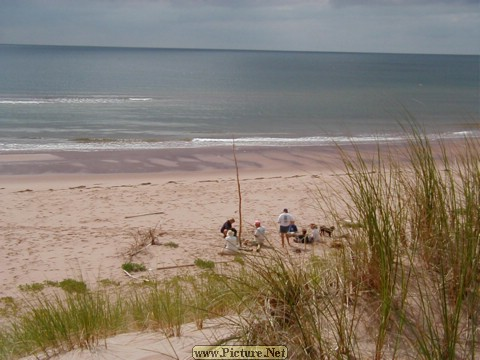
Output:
[{"xmin": 0, "ymin": 44, "xmax": 478, "ymax": 152}]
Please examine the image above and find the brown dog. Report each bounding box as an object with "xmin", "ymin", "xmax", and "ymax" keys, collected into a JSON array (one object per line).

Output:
[{"xmin": 320, "ymin": 225, "xmax": 335, "ymax": 237}]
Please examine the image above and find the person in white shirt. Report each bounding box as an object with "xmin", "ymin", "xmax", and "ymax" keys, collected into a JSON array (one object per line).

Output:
[
  {"xmin": 308, "ymin": 224, "xmax": 321, "ymax": 243},
  {"xmin": 277, "ymin": 208, "xmax": 294, "ymax": 247},
  {"xmin": 252, "ymin": 220, "xmax": 267, "ymax": 246},
  {"xmin": 220, "ymin": 230, "xmax": 239, "ymax": 255},
  {"xmin": 242, "ymin": 220, "xmax": 267, "ymax": 251}
]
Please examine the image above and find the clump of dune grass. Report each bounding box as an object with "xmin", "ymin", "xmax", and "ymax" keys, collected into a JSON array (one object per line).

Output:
[
  {"xmin": 121, "ymin": 262, "xmax": 147, "ymax": 273},
  {"xmin": 57, "ymin": 279, "xmax": 88, "ymax": 294},
  {"xmin": 0, "ymin": 297, "xmax": 19, "ymax": 318},
  {"xmin": 98, "ymin": 278, "xmax": 121, "ymax": 287},
  {"xmin": 128, "ymin": 279, "xmax": 185, "ymax": 337},
  {"xmin": 18, "ymin": 279, "xmax": 88, "ymax": 295},
  {"xmin": 0, "ymin": 272, "xmax": 229, "ymax": 359},
  {"xmin": 18, "ymin": 282, "xmax": 46, "ymax": 293},
  {"xmin": 398, "ymin": 128, "xmax": 479, "ymax": 359},
  {"xmin": 310, "ymin": 122, "xmax": 480, "ymax": 359},
  {"xmin": 2, "ymin": 289, "xmax": 127, "ymax": 359},
  {"xmin": 209, "ymin": 247, "xmax": 364, "ymax": 359},
  {"xmin": 163, "ymin": 241, "xmax": 179, "ymax": 248},
  {"xmin": 194, "ymin": 258, "xmax": 215, "ymax": 269},
  {"xmin": 185, "ymin": 272, "xmax": 223, "ymax": 330}
]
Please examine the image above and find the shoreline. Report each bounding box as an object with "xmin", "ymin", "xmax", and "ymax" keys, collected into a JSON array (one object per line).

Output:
[
  {"xmin": 0, "ymin": 138, "xmax": 466, "ymax": 182},
  {"xmin": 0, "ymin": 145, "xmax": 342, "ymax": 193},
  {"xmin": 0, "ymin": 142, "xmax": 403, "ymax": 177},
  {"xmin": 0, "ymin": 145, "xmax": 350, "ymax": 186}
]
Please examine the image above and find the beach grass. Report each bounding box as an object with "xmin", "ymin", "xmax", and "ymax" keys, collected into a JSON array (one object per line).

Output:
[{"xmin": 0, "ymin": 127, "xmax": 478, "ymax": 359}]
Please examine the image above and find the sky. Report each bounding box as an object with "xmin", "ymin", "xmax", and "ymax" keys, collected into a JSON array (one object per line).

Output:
[{"xmin": 1, "ymin": 0, "xmax": 478, "ymax": 55}]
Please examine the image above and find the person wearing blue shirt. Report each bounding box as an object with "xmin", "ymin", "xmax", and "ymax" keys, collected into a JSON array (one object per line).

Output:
[{"xmin": 286, "ymin": 220, "xmax": 298, "ymax": 243}]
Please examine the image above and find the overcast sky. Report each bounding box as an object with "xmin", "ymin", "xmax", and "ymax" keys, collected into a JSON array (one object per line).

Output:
[{"xmin": 1, "ymin": 0, "xmax": 478, "ymax": 54}]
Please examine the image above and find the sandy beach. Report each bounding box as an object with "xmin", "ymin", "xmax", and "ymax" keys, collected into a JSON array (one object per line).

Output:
[
  {"xmin": 0, "ymin": 145, "xmax": 355, "ymax": 294},
  {"xmin": 0, "ymin": 144, "xmax": 357, "ymax": 359}
]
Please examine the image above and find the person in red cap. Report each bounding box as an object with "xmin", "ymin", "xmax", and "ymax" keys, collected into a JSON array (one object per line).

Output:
[
  {"xmin": 253, "ymin": 220, "xmax": 266, "ymax": 246},
  {"xmin": 243, "ymin": 219, "xmax": 266, "ymax": 251}
]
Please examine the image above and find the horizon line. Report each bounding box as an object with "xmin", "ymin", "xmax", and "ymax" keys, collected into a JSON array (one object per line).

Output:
[{"xmin": 0, "ymin": 43, "xmax": 477, "ymax": 57}]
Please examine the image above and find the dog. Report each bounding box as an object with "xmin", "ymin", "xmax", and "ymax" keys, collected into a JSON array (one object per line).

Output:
[{"xmin": 320, "ymin": 225, "xmax": 335, "ymax": 237}]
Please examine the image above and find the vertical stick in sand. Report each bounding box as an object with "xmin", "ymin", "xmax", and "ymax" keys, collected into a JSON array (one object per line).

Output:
[{"xmin": 232, "ymin": 137, "xmax": 243, "ymax": 242}]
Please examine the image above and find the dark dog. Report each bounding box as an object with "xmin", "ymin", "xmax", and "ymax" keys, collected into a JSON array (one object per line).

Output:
[{"xmin": 320, "ymin": 225, "xmax": 335, "ymax": 237}]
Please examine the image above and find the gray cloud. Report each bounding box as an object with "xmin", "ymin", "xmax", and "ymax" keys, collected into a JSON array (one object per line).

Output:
[
  {"xmin": 0, "ymin": 0, "xmax": 478, "ymax": 54},
  {"xmin": 329, "ymin": 0, "xmax": 479, "ymax": 5}
]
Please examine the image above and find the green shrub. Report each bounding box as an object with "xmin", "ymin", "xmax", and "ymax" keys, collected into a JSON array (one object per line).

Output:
[
  {"xmin": 18, "ymin": 282, "xmax": 45, "ymax": 292},
  {"xmin": 122, "ymin": 262, "xmax": 147, "ymax": 273},
  {"xmin": 98, "ymin": 278, "xmax": 121, "ymax": 287},
  {"xmin": 194, "ymin": 258, "xmax": 215, "ymax": 269},
  {"xmin": 0, "ymin": 297, "xmax": 19, "ymax": 317},
  {"xmin": 58, "ymin": 279, "xmax": 88, "ymax": 294},
  {"xmin": 163, "ymin": 241, "xmax": 179, "ymax": 248}
]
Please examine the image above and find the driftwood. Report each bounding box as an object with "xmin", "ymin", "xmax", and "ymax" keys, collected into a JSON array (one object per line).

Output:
[
  {"xmin": 128, "ymin": 243, "xmax": 151, "ymax": 259},
  {"xmin": 125, "ymin": 211, "xmax": 164, "ymax": 219},
  {"xmin": 123, "ymin": 269, "xmax": 150, "ymax": 282},
  {"xmin": 156, "ymin": 260, "xmax": 234, "ymax": 271}
]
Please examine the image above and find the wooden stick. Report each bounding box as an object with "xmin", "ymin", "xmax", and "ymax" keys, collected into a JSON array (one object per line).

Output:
[
  {"xmin": 156, "ymin": 260, "xmax": 234, "ymax": 271},
  {"xmin": 123, "ymin": 269, "xmax": 150, "ymax": 282},
  {"xmin": 125, "ymin": 211, "xmax": 164, "ymax": 219},
  {"xmin": 232, "ymin": 137, "xmax": 243, "ymax": 244},
  {"xmin": 128, "ymin": 243, "xmax": 152, "ymax": 259}
]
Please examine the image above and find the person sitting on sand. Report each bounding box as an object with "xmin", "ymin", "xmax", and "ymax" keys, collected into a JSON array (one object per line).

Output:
[
  {"xmin": 286, "ymin": 220, "xmax": 298, "ymax": 241},
  {"xmin": 248, "ymin": 220, "xmax": 267, "ymax": 247},
  {"xmin": 308, "ymin": 223, "xmax": 321, "ymax": 243},
  {"xmin": 294, "ymin": 228, "xmax": 309, "ymax": 243},
  {"xmin": 220, "ymin": 218, "xmax": 237, "ymax": 237},
  {"xmin": 243, "ymin": 220, "xmax": 266, "ymax": 247},
  {"xmin": 219, "ymin": 230, "xmax": 239, "ymax": 255}
]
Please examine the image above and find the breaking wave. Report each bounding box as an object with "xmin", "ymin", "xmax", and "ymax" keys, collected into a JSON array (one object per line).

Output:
[
  {"xmin": 0, "ymin": 97, "xmax": 153, "ymax": 105},
  {"xmin": 2, "ymin": 130, "xmax": 478, "ymax": 152}
]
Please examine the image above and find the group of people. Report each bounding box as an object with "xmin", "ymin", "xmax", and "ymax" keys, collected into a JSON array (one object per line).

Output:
[
  {"xmin": 277, "ymin": 208, "xmax": 321, "ymax": 247},
  {"xmin": 219, "ymin": 208, "xmax": 325, "ymax": 254},
  {"xmin": 219, "ymin": 218, "xmax": 266, "ymax": 255}
]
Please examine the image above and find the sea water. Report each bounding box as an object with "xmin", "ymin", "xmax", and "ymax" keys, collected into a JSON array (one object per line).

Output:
[{"xmin": 0, "ymin": 44, "xmax": 478, "ymax": 151}]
